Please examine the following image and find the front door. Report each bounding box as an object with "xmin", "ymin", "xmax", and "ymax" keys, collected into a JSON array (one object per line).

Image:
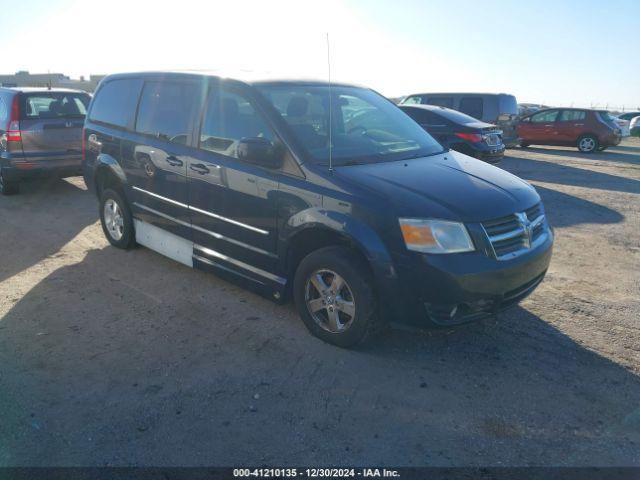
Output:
[
  {"xmin": 187, "ymin": 81, "xmax": 281, "ymax": 284},
  {"xmin": 121, "ymin": 79, "xmax": 201, "ymax": 239},
  {"xmin": 521, "ymin": 109, "xmax": 560, "ymax": 144}
]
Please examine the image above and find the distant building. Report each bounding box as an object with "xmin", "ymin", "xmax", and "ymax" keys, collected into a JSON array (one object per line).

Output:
[{"xmin": 0, "ymin": 71, "xmax": 105, "ymax": 92}]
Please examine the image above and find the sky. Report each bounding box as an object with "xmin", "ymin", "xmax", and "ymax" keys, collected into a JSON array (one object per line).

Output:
[{"xmin": 1, "ymin": 0, "xmax": 638, "ymax": 109}]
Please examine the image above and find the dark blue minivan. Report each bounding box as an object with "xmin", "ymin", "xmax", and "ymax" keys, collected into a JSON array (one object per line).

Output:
[{"xmin": 83, "ymin": 72, "xmax": 553, "ymax": 347}]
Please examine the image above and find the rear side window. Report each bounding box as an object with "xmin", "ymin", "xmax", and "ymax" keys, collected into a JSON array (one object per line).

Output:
[
  {"xmin": 199, "ymin": 86, "xmax": 275, "ymax": 158},
  {"xmin": 89, "ymin": 78, "xmax": 142, "ymax": 128},
  {"xmin": 426, "ymin": 97, "xmax": 454, "ymax": 108},
  {"xmin": 459, "ymin": 97, "xmax": 483, "ymax": 119},
  {"xmin": 21, "ymin": 92, "xmax": 90, "ymax": 119},
  {"xmin": 530, "ymin": 110, "xmax": 559, "ymax": 123},
  {"xmin": 135, "ymin": 81, "xmax": 200, "ymax": 144},
  {"xmin": 558, "ymin": 110, "xmax": 586, "ymax": 122}
]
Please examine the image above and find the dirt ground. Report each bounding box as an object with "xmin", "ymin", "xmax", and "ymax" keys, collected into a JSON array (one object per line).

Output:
[{"xmin": 1, "ymin": 139, "xmax": 639, "ymax": 467}]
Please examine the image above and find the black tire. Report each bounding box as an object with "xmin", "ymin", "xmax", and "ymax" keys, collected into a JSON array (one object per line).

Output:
[
  {"xmin": 0, "ymin": 169, "xmax": 19, "ymax": 195},
  {"xmin": 293, "ymin": 246, "xmax": 381, "ymax": 348},
  {"xmin": 597, "ymin": 146, "xmax": 607, "ymax": 151},
  {"xmin": 99, "ymin": 188, "xmax": 136, "ymax": 249},
  {"xmin": 577, "ymin": 134, "xmax": 599, "ymax": 153},
  {"xmin": 519, "ymin": 142, "xmax": 530, "ymax": 148}
]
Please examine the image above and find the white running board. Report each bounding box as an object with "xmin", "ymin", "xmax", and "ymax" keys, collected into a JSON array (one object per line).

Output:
[{"xmin": 134, "ymin": 219, "xmax": 193, "ymax": 268}]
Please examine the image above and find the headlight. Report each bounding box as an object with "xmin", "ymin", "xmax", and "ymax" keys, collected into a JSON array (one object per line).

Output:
[{"xmin": 399, "ymin": 218, "xmax": 474, "ymax": 254}]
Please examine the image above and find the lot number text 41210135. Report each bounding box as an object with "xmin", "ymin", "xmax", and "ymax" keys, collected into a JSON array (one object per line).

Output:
[{"xmin": 233, "ymin": 468, "xmax": 401, "ymax": 478}]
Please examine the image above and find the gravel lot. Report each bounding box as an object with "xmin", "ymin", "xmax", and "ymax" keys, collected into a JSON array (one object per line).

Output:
[{"xmin": 0, "ymin": 139, "xmax": 638, "ymax": 467}]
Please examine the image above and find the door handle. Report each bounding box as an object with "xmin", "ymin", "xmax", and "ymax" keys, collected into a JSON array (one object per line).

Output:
[
  {"xmin": 190, "ymin": 163, "xmax": 210, "ymax": 175},
  {"xmin": 166, "ymin": 155, "xmax": 183, "ymax": 167}
]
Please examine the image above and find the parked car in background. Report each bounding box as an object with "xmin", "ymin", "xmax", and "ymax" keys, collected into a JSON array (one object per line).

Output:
[
  {"xmin": 399, "ymin": 104, "xmax": 505, "ymax": 163},
  {"xmin": 83, "ymin": 72, "xmax": 552, "ymax": 347},
  {"xmin": 611, "ymin": 115, "xmax": 630, "ymax": 137},
  {"xmin": 617, "ymin": 111, "xmax": 640, "ymax": 122},
  {"xmin": 517, "ymin": 108, "xmax": 622, "ymax": 153},
  {"xmin": 0, "ymin": 87, "xmax": 90, "ymax": 194},
  {"xmin": 400, "ymin": 93, "xmax": 520, "ymax": 147},
  {"xmin": 518, "ymin": 103, "xmax": 551, "ymax": 118},
  {"xmin": 630, "ymin": 116, "xmax": 640, "ymax": 137}
]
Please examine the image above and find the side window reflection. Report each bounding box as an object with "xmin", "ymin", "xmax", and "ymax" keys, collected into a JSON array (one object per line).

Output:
[{"xmin": 199, "ymin": 88, "xmax": 275, "ymax": 159}]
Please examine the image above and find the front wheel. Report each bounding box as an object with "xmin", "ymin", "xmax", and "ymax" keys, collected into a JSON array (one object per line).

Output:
[
  {"xmin": 293, "ymin": 246, "xmax": 381, "ymax": 348},
  {"xmin": 577, "ymin": 135, "xmax": 599, "ymax": 153},
  {"xmin": 99, "ymin": 188, "xmax": 136, "ymax": 249}
]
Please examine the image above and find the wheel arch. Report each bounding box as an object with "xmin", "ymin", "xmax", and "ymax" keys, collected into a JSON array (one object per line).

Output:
[
  {"xmin": 280, "ymin": 208, "xmax": 398, "ymax": 299},
  {"xmin": 94, "ymin": 154, "xmax": 127, "ymax": 197},
  {"xmin": 576, "ymin": 131, "xmax": 600, "ymax": 142}
]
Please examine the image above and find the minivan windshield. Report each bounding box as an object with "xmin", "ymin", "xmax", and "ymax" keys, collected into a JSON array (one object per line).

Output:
[{"xmin": 257, "ymin": 85, "xmax": 444, "ymax": 166}]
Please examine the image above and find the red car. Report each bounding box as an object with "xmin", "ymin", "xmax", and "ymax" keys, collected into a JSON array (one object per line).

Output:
[{"xmin": 517, "ymin": 108, "xmax": 622, "ymax": 153}]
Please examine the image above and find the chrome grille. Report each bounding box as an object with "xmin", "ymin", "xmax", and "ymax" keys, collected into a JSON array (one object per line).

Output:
[{"xmin": 482, "ymin": 204, "xmax": 547, "ymax": 260}]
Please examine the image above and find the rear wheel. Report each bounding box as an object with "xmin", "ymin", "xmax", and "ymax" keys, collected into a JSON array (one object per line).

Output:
[
  {"xmin": 577, "ymin": 135, "xmax": 598, "ymax": 153},
  {"xmin": 0, "ymin": 170, "xmax": 19, "ymax": 195},
  {"xmin": 99, "ymin": 188, "xmax": 136, "ymax": 249},
  {"xmin": 293, "ymin": 246, "xmax": 381, "ymax": 348}
]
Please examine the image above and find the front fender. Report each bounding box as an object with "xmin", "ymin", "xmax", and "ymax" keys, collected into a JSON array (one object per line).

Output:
[{"xmin": 281, "ymin": 207, "xmax": 399, "ymax": 307}]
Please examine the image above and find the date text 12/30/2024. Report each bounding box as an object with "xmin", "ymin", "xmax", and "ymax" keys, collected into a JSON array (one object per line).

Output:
[{"xmin": 233, "ymin": 468, "xmax": 400, "ymax": 478}]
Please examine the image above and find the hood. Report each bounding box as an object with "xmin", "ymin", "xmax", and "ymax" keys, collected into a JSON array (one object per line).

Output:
[{"xmin": 334, "ymin": 150, "xmax": 539, "ymax": 222}]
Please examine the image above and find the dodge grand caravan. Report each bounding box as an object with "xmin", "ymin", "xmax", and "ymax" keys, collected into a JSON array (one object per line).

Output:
[
  {"xmin": 1, "ymin": 87, "xmax": 90, "ymax": 194},
  {"xmin": 83, "ymin": 72, "xmax": 553, "ymax": 347}
]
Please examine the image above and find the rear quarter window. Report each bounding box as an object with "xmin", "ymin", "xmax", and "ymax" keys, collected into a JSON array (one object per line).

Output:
[{"xmin": 89, "ymin": 78, "xmax": 143, "ymax": 128}]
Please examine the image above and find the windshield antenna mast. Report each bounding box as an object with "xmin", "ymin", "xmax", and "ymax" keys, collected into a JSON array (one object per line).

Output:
[{"xmin": 326, "ymin": 32, "xmax": 333, "ymax": 173}]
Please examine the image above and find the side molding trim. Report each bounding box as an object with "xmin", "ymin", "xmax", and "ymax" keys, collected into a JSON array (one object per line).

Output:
[
  {"xmin": 132, "ymin": 186, "xmax": 268, "ymax": 235},
  {"xmin": 194, "ymin": 244, "xmax": 286, "ymax": 285}
]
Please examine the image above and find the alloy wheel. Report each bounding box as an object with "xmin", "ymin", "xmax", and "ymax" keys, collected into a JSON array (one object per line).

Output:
[
  {"xmin": 103, "ymin": 198, "xmax": 125, "ymax": 241},
  {"xmin": 305, "ymin": 269, "xmax": 356, "ymax": 333},
  {"xmin": 579, "ymin": 137, "xmax": 596, "ymax": 152}
]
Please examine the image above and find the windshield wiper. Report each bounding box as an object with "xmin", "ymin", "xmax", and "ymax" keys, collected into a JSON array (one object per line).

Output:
[{"xmin": 401, "ymin": 149, "xmax": 448, "ymax": 161}]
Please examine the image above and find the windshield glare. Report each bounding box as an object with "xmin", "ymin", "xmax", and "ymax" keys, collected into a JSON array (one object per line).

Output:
[{"xmin": 257, "ymin": 85, "xmax": 444, "ymax": 165}]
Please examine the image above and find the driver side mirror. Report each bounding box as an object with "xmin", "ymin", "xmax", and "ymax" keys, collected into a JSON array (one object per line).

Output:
[{"xmin": 237, "ymin": 137, "xmax": 283, "ymax": 169}]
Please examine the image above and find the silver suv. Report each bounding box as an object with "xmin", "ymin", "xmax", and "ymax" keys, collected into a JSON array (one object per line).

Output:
[{"xmin": 0, "ymin": 87, "xmax": 90, "ymax": 194}]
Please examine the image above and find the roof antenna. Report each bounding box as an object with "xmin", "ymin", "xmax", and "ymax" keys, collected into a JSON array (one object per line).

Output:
[{"xmin": 326, "ymin": 32, "xmax": 333, "ymax": 173}]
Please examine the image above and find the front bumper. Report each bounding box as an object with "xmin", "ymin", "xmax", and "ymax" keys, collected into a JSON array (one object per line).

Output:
[
  {"xmin": 384, "ymin": 229, "xmax": 553, "ymax": 327},
  {"xmin": 603, "ymin": 133, "xmax": 622, "ymax": 147}
]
